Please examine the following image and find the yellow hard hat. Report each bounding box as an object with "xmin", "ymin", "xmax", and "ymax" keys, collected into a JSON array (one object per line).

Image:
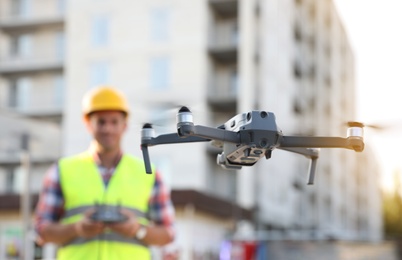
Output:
[{"xmin": 82, "ymin": 86, "xmax": 130, "ymax": 117}]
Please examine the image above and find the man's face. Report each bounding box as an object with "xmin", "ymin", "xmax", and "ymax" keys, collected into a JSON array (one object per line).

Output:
[{"xmin": 85, "ymin": 111, "xmax": 127, "ymax": 151}]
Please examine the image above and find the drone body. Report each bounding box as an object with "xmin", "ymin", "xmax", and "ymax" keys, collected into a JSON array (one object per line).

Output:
[
  {"xmin": 141, "ymin": 107, "xmax": 364, "ymax": 185},
  {"xmin": 217, "ymin": 111, "xmax": 281, "ymax": 168}
]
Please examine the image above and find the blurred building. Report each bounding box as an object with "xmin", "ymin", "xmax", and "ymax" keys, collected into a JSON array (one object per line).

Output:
[
  {"xmin": 0, "ymin": 0, "xmax": 65, "ymax": 123},
  {"xmin": 0, "ymin": 0, "xmax": 65, "ymax": 258},
  {"xmin": 0, "ymin": 0, "xmax": 383, "ymax": 259}
]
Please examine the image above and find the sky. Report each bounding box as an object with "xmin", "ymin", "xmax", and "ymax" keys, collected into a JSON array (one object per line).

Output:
[{"xmin": 333, "ymin": 0, "xmax": 402, "ymax": 190}]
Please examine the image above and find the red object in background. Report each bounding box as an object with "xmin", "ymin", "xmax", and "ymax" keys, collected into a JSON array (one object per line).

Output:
[
  {"xmin": 242, "ymin": 241, "xmax": 257, "ymax": 260},
  {"xmin": 230, "ymin": 241, "xmax": 258, "ymax": 260}
]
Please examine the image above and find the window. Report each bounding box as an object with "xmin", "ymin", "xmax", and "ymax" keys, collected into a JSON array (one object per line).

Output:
[
  {"xmin": 8, "ymin": 83, "xmax": 17, "ymax": 108},
  {"xmin": 13, "ymin": 166, "xmax": 24, "ymax": 193},
  {"xmin": 57, "ymin": 0, "xmax": 66, "ymax": 14},
  {"xmin": 12, "ymin": 0, "xmax": 31, "ymax": 17},
  {"xmin": 293, "ymin": 60, "xmax": 302, "ymax": 78},
  {"xmin": 293, "ymin": 98, "xmax": 302, "ymax": 114},
  {"xmin": 55, "ymin": 31, "xmax": 65, "ymax": 59},
  {"xmin": 4, "ymin": 167, "xmax": 24, "ymax": 193},
  {"xmin": 231, "ymin": 24, "xmax": 239, "ymax": 45},
  {"xmin": 91, "ymin": 15, "xmax": 109, "ymax": 47},
  {"xmin": 294, "ymin": 23, "xmax": 302, "ymax": 41},
  {"xmin": 11, "ymin": 34, "xmax": 32, "ymax": 58},
  {"xmin": 9, "ymin": 78, "xmax": 31, "ymax": 110},
  {"xmin": 229, "ymin": 69, "xmax": 238, "ymax": 95},
  {"xmin": 90, "ymin": 62, "xmax": 110, "ymax": 87},
  {"xmin": 150, "ymin": 8, "xmax": 170, "ymax": 42},
  {"xmin": 149, "ymin": 57, "xmax": 170, "ymax": 90},
  {"xmin": 54, "ymin": 75, "xmax": 65, "ymax": 107},
  {"xmin": 5, "ymin": 168, "xmax": 15, "ymax": 193},
  {"xmin": 17, "ymin": 78, "xmax": 31, "ymax": 110}
]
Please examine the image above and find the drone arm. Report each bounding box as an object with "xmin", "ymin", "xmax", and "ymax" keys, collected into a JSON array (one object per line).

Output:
[
  {"xmin": 279, "ymin": 136, "xmax": 347, "ymax": 148},
  {"xmin": 141, "ymin": 133, "xmax": 211, "ymax": 173},
  {"xmin": 178, "ymin": 125, "xmax": 240, "ymax": 143},
  {"xmin": 142, "ymin": 133, "xmax": 211, "ymax": 146},
  {"xmin": 279, "ymin": 136, "xmax": 364, "ymax": 152}
]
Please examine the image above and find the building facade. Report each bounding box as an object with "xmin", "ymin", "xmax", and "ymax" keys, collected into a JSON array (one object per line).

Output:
[
  {"xmin": 0, "ymin": 0, "xmax": 382, "ymax": 258},
  {"xmin": 0, "ymin": 0, "xmax": 65, "ymax": 258}
]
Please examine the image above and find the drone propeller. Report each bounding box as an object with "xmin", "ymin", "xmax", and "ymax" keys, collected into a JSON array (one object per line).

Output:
[
  {"xmin": 344, "ymin": 121, "xmax": 399, "ymax": 131},
  {"xmin": 155, "ymin": 101, "xmax": 202, "ymax": 111},
  {"xmin": 147, "ymin": 102, "xmax": 202, "ymax": 125},
  {"xmin": 135, "ymin": 103, "xmax": 204, "ymax": 139},
  {"xmin": 346, "ymin": 121, "xmax": 364, "ymax": 128}
]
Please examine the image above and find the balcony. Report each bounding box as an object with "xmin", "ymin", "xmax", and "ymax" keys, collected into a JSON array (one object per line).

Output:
[
  {"xmin": 0, "ymin": 154, "xmax": 56, "ymax": 167},
  {"xmin": 209, "ymin": 45, "xmax": 237, "ymax": 63},
  {"xmin": 0, "ymin": 15, "xmax": 64, "ymax": 32},
  {"xmin": 209, "ymin": 0, "xmax": 238, "ymax": 17},
  {"xmin": 0, "ymin": 111, "xmax": 62, "ymax": 159},
  {"xmin": 0, "ymin": 55, "xmax": 64, "ymax": 75},
  {"xmin": 209, "ymin": 21, "xmax": 238, "ymax": 63},
  {"xmin": 5, "ymin": 90, "xmax": 64, "ymax": 120},
  {"xmin": 7, "ymin": 107, "xmax": 63, "ymax": 122},
  {"xmin": 207, "ymin": 84, "xmax": 237, "ymax": 111}
]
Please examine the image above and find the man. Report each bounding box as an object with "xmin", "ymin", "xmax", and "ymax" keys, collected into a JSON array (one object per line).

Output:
[{"xmin": 34, "ymin": 86, "xmax": 175, "ymax": 259}]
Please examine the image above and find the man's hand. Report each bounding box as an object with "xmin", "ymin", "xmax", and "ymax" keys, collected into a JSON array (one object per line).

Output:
[
  {"xmin": 106, "ymin": 209, "xmax": 140, "ymax": 238},
  {"xmin": 74, "ymin": 209, "xmax": 105, "ymax": 238}
]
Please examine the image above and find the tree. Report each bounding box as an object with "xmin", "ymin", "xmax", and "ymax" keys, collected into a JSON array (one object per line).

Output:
[{"xmin": 383, "ymin": 169, "xmax": 402, "ymax": 237}]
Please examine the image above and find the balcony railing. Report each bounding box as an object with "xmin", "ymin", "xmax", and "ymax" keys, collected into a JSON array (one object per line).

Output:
[
  {"xmin": 0, "ymin": 154, "xmax": 56, "ymax": 167},
  {"xmin": 0, "ymin": 15, "xmax": 64, "ymax": 31},
  {"xmin": 7, "ymin": 106, "xmax": 63, "ymax": 120},
  {"xmin": 209, "ymin": 20, "xmax": 238, "ymax": 63},
  {"xmin": 208, "ymin": 35, "xmax": 238, "ymax": 63},
  {"xmin": 207, "ymin": 84, "xmax": 237, "ymax": 110},
  {"xmin": 0, "ymin": 54, "xmax": 64, "ymax": 74},
  {"xmin": 209, "ymin": 0, "xmax": 238, "ymax": 17},
  {"xmin": 209, "ymin": 46, "xmax": 237, "ymax": 63}
]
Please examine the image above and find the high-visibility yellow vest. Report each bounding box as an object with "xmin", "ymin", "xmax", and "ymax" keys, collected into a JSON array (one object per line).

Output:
[{"xmin": 57, "ymin": 152, "xmax": 155, "ymax": 260}]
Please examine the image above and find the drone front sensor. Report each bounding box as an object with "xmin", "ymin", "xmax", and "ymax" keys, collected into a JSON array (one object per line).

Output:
[{"xmin": 141, "ymin": 106, "xmax": 365, "ymax": 185}]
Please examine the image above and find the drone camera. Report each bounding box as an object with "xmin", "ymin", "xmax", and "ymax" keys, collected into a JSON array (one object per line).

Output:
[
  {"xmin": 217, "ymin": 153, "xmax": 242, "ymax": 170},
  {"xmin": 218, "ymin": 110, "xmax": 283, "ymax": 169}
]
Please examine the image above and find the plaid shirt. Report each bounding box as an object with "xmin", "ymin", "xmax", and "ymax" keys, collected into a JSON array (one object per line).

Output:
[{"xmin": 34, "ymin": 153, "xmax": 175, "ymax": 237}]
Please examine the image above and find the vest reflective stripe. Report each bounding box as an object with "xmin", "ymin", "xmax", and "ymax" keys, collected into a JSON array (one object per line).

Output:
[
  {"xmin": 62, "ymin": 205, "xmax": 146, "ymax": 220},
  {"xmin": 58, "ymin": 152, "xmax": 155, "ymax": 260},
  {"xmin": 65, "ymin": 232, "xmax": 147, "ymax": 247}
]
